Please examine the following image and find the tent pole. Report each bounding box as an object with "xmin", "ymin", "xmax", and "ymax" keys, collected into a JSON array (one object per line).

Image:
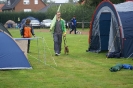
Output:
[{"xmin": 126, "ymin": 52, "xmax": 133, "ymax": 59}]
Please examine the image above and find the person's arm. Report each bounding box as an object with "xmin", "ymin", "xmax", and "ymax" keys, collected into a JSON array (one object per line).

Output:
[
  {"xmin": 71, "ymin": 19, "xmax": 74, "ymax": 25},
  {"xmin": 31, "ymin": 26, "xmax": 35, "ymax": 37},
  {"xmin": 21, "ymin": 24, "xmax": 24, "ymax": 38},
  {"xmin": 62, "ymin": 20, "xmax": 66, "ymax": 37}
]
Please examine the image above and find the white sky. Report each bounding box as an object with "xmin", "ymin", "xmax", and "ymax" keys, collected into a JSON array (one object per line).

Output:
[
  {"xmin": 52, "ymin": 0, "xmax": 68, "ymax": 3},
  {"xmin": 0, "ymin": 0, "xmax": 68, "ymax": 3}
]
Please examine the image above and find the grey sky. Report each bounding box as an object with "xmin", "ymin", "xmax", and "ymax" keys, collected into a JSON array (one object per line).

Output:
[{"xmin": 52, "ymin": 0, "xmax": 68, "ymax": 3}]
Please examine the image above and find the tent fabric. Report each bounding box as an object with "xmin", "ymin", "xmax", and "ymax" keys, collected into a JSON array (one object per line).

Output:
[
  {"xmin": 4, "ymin": 20, "xmax": 16, "ymax": 28},
  {"xmin": 18, "ymin": 16, "xmax": 40, "ymax": 29},
  {"xmin": 0, "ymin": 23, "xmax": 12, "ymax": 36},
  {"xmin": 15, "ymin": 40, "xmax": 28, "ymax": 57},
  {"xmin": 19, "ymin": 16, "xmax": 40, "ymax": 27},
  {"xmin": 88, "ymin": 0, "xmax": 133, "ymax": 58},
  {"xmin": 0, "ymin": 32, "xmax": 32, "ymax": 70},
  {"xmin": 114, "ymin": 1, "xmax": 133, "ymax": 12}
]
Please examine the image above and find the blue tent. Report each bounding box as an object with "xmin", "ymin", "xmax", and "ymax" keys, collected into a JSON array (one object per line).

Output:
[
  {"xmin": 87, "ymin": 0, "xmax": 133, "ymax": 58},
  {"xmin": 20, "ymin": 16, "xmax": 40, "ymax": 24},
  {"xmin": 19, "ymin": 16, "xmax": 40, "ymax": 28},
  {"xmin": 0, "ymin": 32, "xmax": 32, "ymax": 70}
]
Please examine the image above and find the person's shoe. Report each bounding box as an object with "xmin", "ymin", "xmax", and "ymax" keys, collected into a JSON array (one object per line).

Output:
[
  {"xmin": 57, "ymin": 53, "xmax": 60, "ymax": 56},
  {"xmin": 55, "ymin": 53, "xmax": 58, "ymax": 56},
  {"xmin": 55, "ymin": 53, "xmax": 60, "ymax": 56}
]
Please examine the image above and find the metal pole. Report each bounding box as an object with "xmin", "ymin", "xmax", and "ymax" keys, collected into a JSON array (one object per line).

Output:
[
  {"xmin": 37, "ymin": 38, "xmax": 40, "ymax": 61},
  {"xmin": 42, "ymin": 37, "xmax": 47, "ymax": 65}
]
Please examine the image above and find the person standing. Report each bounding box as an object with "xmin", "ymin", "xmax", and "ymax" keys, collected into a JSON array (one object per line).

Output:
[
  {"xmin": 70, "ymin": 16, "xmax": 77, "ymax": 34},
  {"xmin": 21, "ymin": 19, "xmax": 35, "ymax": 53},
  {"xmin": 50, "ymin": 11, "xmax": 66, "ymax": 56}
]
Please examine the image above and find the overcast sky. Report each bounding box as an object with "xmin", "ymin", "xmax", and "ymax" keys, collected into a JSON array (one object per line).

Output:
[
  {"xmin": 52, "ymin": 0, "xmax": 68, "ymax": 3},
  {"xmin": 0, "ymin": 0, "xmax": 75, "ymax": 3}
]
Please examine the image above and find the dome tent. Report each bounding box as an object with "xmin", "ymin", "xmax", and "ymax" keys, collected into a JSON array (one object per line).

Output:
[
  {"xmin": 4, "ymin": 20, "xmax": 16, "ymax": 28},
  {"xmin": 87, "ymin": 0, "xmax": 133, "ymax": 58},
  {"xmin": 19, "ymin": 16, "xmax": 40, "ymax": 28},
  {"xmin": 20, "ymin": 16, "xmax": 40, "ymax": 25},
  {"xmin": 0, "ymin": 23, "xmax": 32, "ymax": 70}
]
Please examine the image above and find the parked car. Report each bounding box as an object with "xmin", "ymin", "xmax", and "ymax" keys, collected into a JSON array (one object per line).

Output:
[
  {"xmin": 30, "ymin": 19, "xmax": 40, "ymax": 28},
  {"xmin": 41, "ymin": 19, "xmax": 52, "ymax": 28}
]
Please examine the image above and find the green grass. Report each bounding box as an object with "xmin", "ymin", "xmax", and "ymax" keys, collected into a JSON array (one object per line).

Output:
[{"xmin": 0, "ymin": 29, "xmax": 133, "ymax": 88}]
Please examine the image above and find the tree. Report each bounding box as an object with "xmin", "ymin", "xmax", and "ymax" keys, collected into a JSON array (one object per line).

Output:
[
  {"xmin": 45, "ymin": 3, "xmax": 94, "ymax": 28},
  {"xmin": 78, "ymin": 0, "xmax": 85, "ymax": 4}
]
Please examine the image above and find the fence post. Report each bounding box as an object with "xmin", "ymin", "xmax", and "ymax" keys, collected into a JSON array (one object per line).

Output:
[{"xmin": 82, "ymin": 21, "xmax": 84, "ymax": 30}]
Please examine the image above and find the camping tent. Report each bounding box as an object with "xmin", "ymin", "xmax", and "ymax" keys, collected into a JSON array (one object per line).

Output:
[
  {"xmin": 4, "ymin": 20, "xmax": 16, "ymax": 28},
  {"xmin": 0, "ymin": 23, "xmax": 12, "ymax": 36},
  {"xmin": 19, "ymin": 16, "xmax": 40, "ymax": 28},
  {"xmin": 21, "ymin": 16, "xmax": 40, "ymax": 24},
  {"xmin": 87, "ymin": 0, "xmax": 133, "ymax": 58},
  {"xmin": 0, "ymin": 23, "xmax": 32, "ymax": 70}
]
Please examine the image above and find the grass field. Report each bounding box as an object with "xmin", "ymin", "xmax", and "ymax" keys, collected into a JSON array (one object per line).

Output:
[{"xmin": 0, "ymin": 28, "xmax": 133, "ymax": 88}]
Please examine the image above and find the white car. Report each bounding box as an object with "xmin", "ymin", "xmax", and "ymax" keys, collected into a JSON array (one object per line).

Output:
[
  {"xmin": 30, "ymin": 20, "xmax": 40, "ymax": 28},
  {"xmin": 41, "ymin": 19, "xmax": 52, "ymax": 28}
]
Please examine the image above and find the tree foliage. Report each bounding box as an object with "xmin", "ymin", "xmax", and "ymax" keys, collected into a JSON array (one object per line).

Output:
[
  {"xmin": 1, "ymin": 0, "xmax": 126, "ymax": 28},
  {"xmin": 0, "ymin": 12, "xmax": 46, "ymax": 24},
  {"xmin": 45, "ymin": 3, "xmax": 94, "ymax": 27},
  {"xmin": 45, "ymin": 4, "xmax": 77, "ymax": 21}
]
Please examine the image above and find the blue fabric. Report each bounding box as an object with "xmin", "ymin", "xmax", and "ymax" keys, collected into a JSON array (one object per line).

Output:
[
  {"xmin": 99, "ymin": 13, "xmax": 111, "ymax": 36},
  {"xmin": 0, "ymin": 32, "xmax": 32, "ymax": 69},
  {"xmin": 89, "ymin": 36, "xmax": 100, "ymax": 51},
  {"xmin": 106, "ymin": 52, "xmax": 121, "ymax": 58},
  {"xmin": 123, "ymin": 38, "xmax": 133, "ymax": 58},
  {"xmin": 118, "ymin": 12, "xmax": 133, "ymax": 57},
  {"xmin": 89, "ymin": 1, "xmax": 133, "ymax": 58},
  {"xmin": 100, "ymin": 36, "xmax": 109, "ymax": 50},
  {"xmin": 94, "ymin": 2, "xmax": 119, "ymax": 25},
  {"xmin": 89, "ymin": 1, "xmax": 120, "ymax": 53},
  {"xmin": 122, "ymin": 64, "xmax": 133, "ymax": 70},
  {"xmin": 71, "ymin": 18, "xmax": 76, "ymax": 26},
  {"xmin": 118, "ymin": 12, "xmax": 133, "ymax": 38},
  {"xmin": 20, "ymin": 16, "xmax": 40, "ymax": 27},
  {"xmin": 99, "ymin": 13, "xmax": 111, "ymax": 50}
]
